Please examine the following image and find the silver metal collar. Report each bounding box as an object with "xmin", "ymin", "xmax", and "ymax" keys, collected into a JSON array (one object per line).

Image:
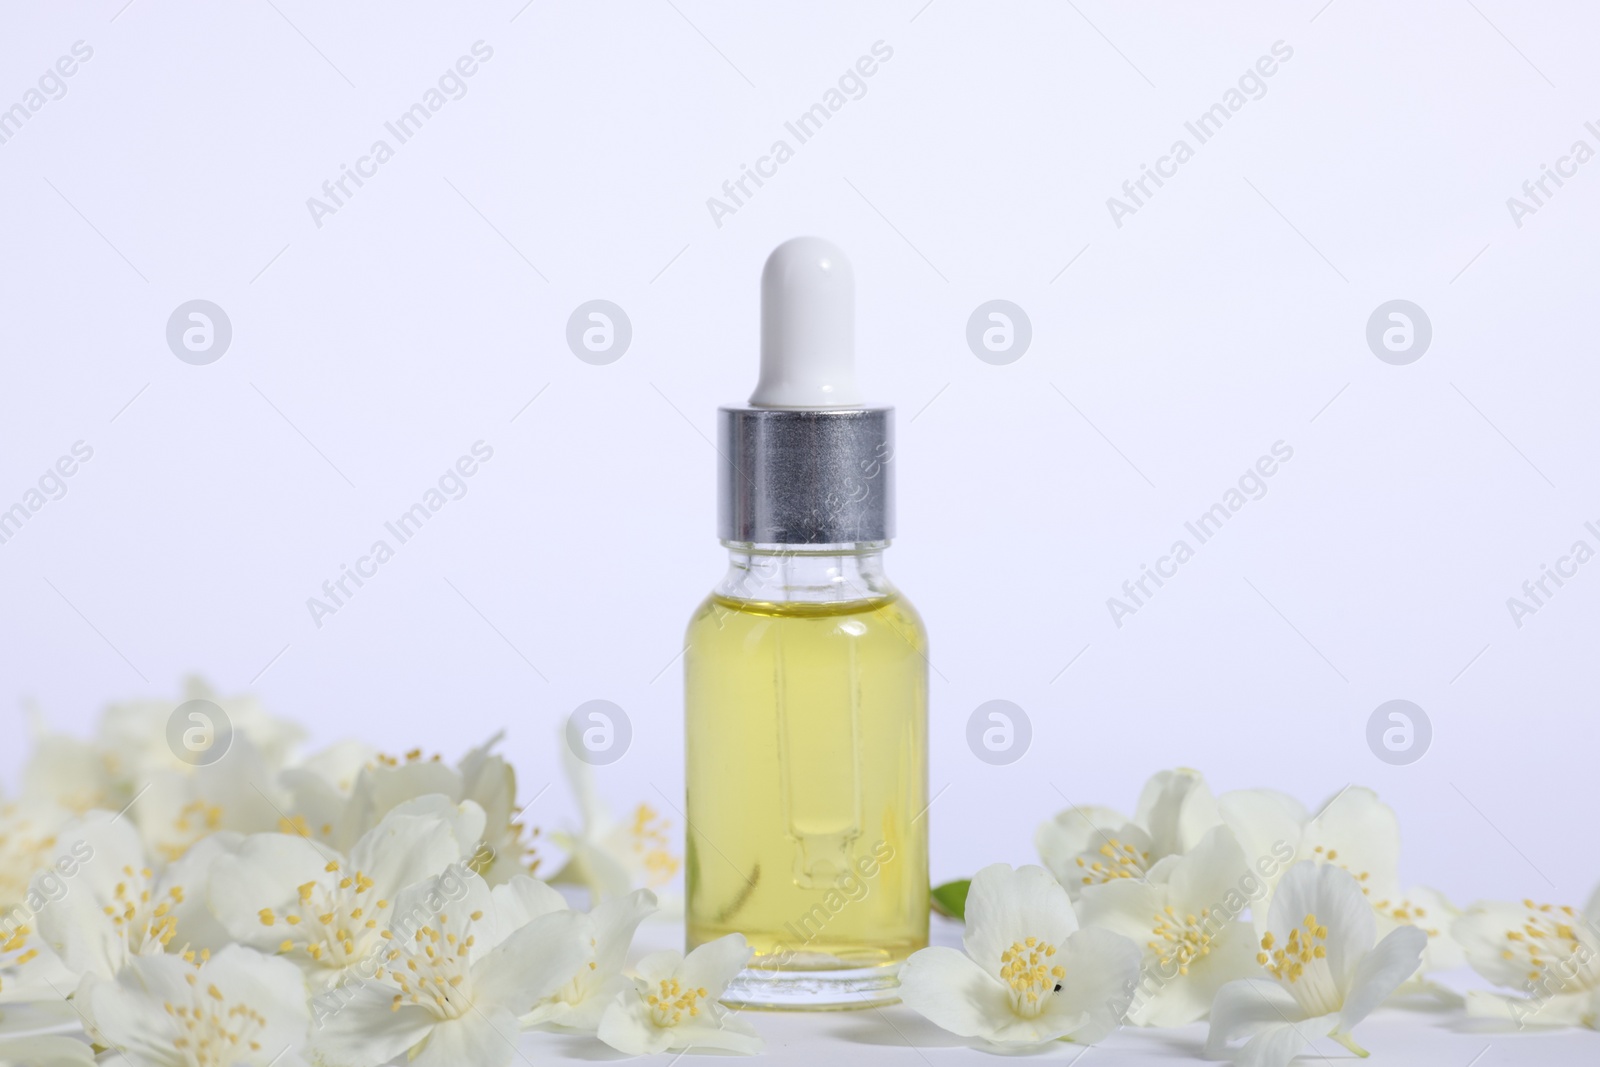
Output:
[{"xmin": 717, "ymin": 406, "xmax": 894, "ymax": 545}]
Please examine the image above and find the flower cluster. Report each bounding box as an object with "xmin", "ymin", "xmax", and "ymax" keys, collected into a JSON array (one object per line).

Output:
[
  {"xmin": 5, "ymin": 682, "xmax": 1592, "ymax": 1065},
  {"xmin": 898, "ymin": 768, "xmax": 1600, "ymax": 1062},
  {"xmin": 0, "ymin": 679, "xmax": 755, "ymax": 1067}
]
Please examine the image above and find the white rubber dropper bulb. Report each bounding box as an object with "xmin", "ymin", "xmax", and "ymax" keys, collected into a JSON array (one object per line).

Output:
[{"xmin": 750, "ymin": 236, "xmax": 864, "ymax": 409}]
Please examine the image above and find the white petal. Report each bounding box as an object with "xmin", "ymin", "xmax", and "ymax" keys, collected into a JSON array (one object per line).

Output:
[
  {"xmin": 1075, "ymin": 878, "xmax": 1168, "ymax": 945},
  {"xmin": 1136, "ymin": 917, "xmax": 1262, "ymax": 1028},
  {"xmin": 523, "ymin": 971, "xmax": 632, "ymax": 1031},
  {"xmin": 461, "ymin": 759, "xmax": 533, "ymax": 886},
  {"xmin": 667, "ymin": 1011, "xmax": 764, "ymax": 1054},
  {"xmin": 1233, "ymin": 1015, "xmax": 1340, "ymax": 1067},
  {"xmin": 280, "ymin": 771, "xmax": 355, "ymax": 850},
  {"xmin": 559, "ymin": 740, "xmax": 607, "ymax": 830},
  {"xmin": 471, "ymin": 909, "xmax": 590, "ymax": 1013},
  {"xmin": 601, "ymin": 991, "xmax": 675, "ymax": 1062},
  {"xmin": 388, "ymin": 869, "xmax": 498, "ymax": 957},
  {"xmin": 634, "ymin": 949, "xmax": 684, "ymax": 985},
  {"xmin": 597, "ymin": 990, "xmax": 673, "ymax": 1056},
  {"xmin": 489, "ymin": 874, "xmax": 568, "ymax": 928},
  {"xmin": 457, "ymin": 739, "xmax": 515, "ymax": 817},
  {"xmin": 548, "ymin": 837, "xmax": 633, "ymax": 901},
  {"xmin": 0, "ymin": 1036, "xmax": 95, "ymax": 1067},
  {"xmin": 962, "ymin": 864, "xmax": 1078, "ymax": 974},
  {"xmin": 283, "ymin": 745, "xmax": 368, "ymax": 853},
  {"xmin": 409, "ymin": 1006, "xmax": 520, "ymax": 1067},
  {"xmin": 1265, "ymin": 862, "xmax": 1375, "ymax": 990},
  {"xmin": 1044, "ymin": 926, "xmax": 1142, "ymax": 1043},
  {"xmin": 161, "ymin": 830, "xmax": 244, "ymax": 954},
  {"xmin": 1035, "ymin": 805, "xmax": 1127, "ymax": 888},
  {"xmin": 1375, "ymin": 885, "xmax": 1464, "ymax": 974},
  {"xmin": 0, "ymin": 1000, "xmax": 78, "ymax": 1033},
  {"xmin": 1216, "ymin": 789, "xmax": 1305, "ymax": 894},
  {"xmin": 1452, "ymin": 901, "xmax": 1537, "ymax": 988},
  {"xmin": 295, "ymin": 738, "xmax": 375, "ymax": 790},
  {"xmin": 0, "ymin": 957, "xmax": 77, "ymax": 1008},
  {"xmin": 1134, "ymin": 768, "xmax": 1221, "ymax": 857},
  {"xmin": 1070, "ymin": 823, "xmax": 1157, "ymax": 889},
  {"xmin": 207, "ymin": 832, "xmax": 332, "ymax": 946},
  {"xmin": 1204, "ymin": 978, "xmax": 1309, "ymax": 1058},
  {"xmin": 21, "ymin": 734, "xmax": 109, "ymax": 813},
  {"xmin": 1464, "ymin": 988, "xmax": 1593, "ymax": 1029},
  {"xmin": 393, "ymin": 793, "xmax": 488, "ymax": 855},
  {"xmin": 1299, "ymin": 787, "xmax": 1400, "ymax": 902},
  {"xmin": 33, "ymin": 812, "xmax": 145, "ymax": 979},
  {"xmin": 310, "ymin": 989, "xmax": 435, "ymax": 1067},
  {"xmin": 591, "ymin": 889, "xmax": 657, "ymax": 976},
  {"xmin": 1079, "ymin": 871, "xmax": 1245, "ymax": 1027},
  {"xmin": 1145, "ymin": 853, "xmax": 1184, "ymax": 884},
  {"xmin": 87, "ymin": 961, "xmax": 183, "ymax": 1061},
  {"xmin": 1337, "ymin": 925, "xmax": 1427, "ymax": 1031},
  {"xmin": 89, "ymin": 947, "xmax": 308, "ymax": 1067},
  {"xmin": 896, "ymin": 946, "xmax": 1012, "ymax": 1041},
  {"xmin": 677, "ymin": 933, "xmax": 753, "ymax": 999},
  {"xmin": 348, "ymin": 803, "xmax": 479, "ymax": 895},
  {"xmin": 343, "ymin": 760, "xmax": 463, "ymax": 847},
  {"xmin": 1165, "ymin": 826, "xmax": 1250, "ymax": 915},
  {"xmin": 194, "ymin": 944, "xmax": 310, "ymax": 1050},
  {"xmin": 176, "ymin": 736, "xmax": 286, "ymax": 839}
]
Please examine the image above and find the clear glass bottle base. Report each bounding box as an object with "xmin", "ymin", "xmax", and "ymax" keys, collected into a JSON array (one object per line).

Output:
[{"xmin": 720, "ymin": 964, "xmax": 902, "ymax": 1011}]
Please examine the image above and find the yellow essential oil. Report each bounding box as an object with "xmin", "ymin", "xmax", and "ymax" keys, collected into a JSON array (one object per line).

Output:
[
  {"xmin": 690, "ymin": 237, "xmax": 927, "ymax": 1008},
  {"xmin": 685, "ymin": 563, "xmax": 928, "ymax": 1009}
]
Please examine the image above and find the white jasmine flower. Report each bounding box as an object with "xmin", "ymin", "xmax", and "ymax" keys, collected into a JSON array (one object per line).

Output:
[
  {"xmin": 1077, "ymin": 826, "xmax": 1263, "ymax": 1026},
  {"xmin": 22, "ymin": 680, "xmax": 303, "ymax": 832},
  {"xmin": 33, "ymin": 811, "xmax": 229, "ymax": 984},
  {"xmin": 209, "ymin": 796, "xmax": 486, "ymax": 989},
  {"xmin": 318, "ymin": 736, "xmax": 538, "ymax": 885},
  {"xmin": 550, "ymin": 745, "xmax": 681, "ymax": 913},
  {"xmin": 1205, "ymin": 862, "xmax": 1427, "ymax": 1066},
  {"xmin": 1034, "ymin": 803, "xmax": 1131, "ymax": 892},
  {"xmin": 596, "ymin": 933, "xmax": 761, "ymax": 1055},
  {"xmin": 132, "ymin": 736, "xmax": 287, "ymax": 864},
  {"xmin": 1290, "ymin": 787, "xmax": 1401, "ymax": 902},
  {"xmin": 1222, "ymin": 786, "xmax": 1400, "ymax": 912},
  {"xmin": 1038, "ymin": 768, "xmax": 1221, "ymax": 897},
  {"xmin": 1452, "ymin": 886, "xmax": 1600, "ymax": 1029},
  {"xmin": 1227, "ymin": 785, "xmax": 1455, "ymax": 998},
  {"xmin": 277, "ymin": 739, "xmax": 378, "ymax": 844},
  {"xmin": 309, "ymin": 868, "xmax": 587, "ymax": 1067},
  {"xmin": 86, "ymin": 944, "xmax": 307, "ymax": 1067},
  {"xmin": 898, "ymin": 863, "xmax": 1141, "ymax": 1048},
  {"xmin": 523, "ymin": 888, "xmax": 657, "ymax": 1031},
  {"xmin": 98, "ymin": 677, "xmax": 305, "ymax": 786}
]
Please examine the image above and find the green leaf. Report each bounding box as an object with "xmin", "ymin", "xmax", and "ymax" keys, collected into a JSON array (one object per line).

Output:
[{"xmin": 930, "ymin": 879, "xmax": 971, "ymax": 921}]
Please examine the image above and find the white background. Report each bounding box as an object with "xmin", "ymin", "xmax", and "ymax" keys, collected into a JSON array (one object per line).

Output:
[{"xmin": 2, "ymin": 0, "xmax": 1597, "ymax": 1023}]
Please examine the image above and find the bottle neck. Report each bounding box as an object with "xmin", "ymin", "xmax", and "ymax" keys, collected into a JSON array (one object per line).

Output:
[{"xmin": 716, "ymin": 542, "xmax": 893, "ymax": 605}]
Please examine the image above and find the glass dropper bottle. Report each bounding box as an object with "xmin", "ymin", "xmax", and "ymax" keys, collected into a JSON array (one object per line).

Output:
[{"xmin": 684, "ymin": 237, "xmax": 929, "ymax": 1010}]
